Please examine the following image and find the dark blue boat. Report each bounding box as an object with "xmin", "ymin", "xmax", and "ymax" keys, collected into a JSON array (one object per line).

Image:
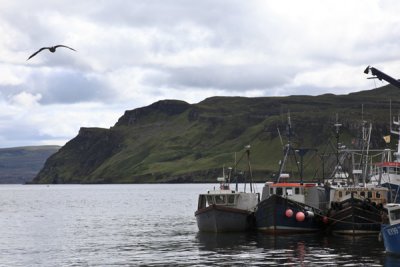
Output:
[
  {"xmin": 381, "ymin": 203, "xmax": 400, "ymax": 254},
  {"xmin": 255, "ymin": 113, "xmax": 327, "ymax": 234},
  {"xmin": 255, "ymin": 182, "xmax": 327, "ymax": 233}
]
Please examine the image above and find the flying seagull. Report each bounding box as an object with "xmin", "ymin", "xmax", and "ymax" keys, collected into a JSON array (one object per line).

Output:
[{"xmin": 27, "ymin": 45, "xmax": 76, "ymax": 60}]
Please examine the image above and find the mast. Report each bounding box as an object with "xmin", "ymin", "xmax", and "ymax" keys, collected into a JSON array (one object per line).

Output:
[
  {"xmin": 334, "ymin": 113, "xmax": 342, "ymax": 171},
  {"xmin": 392, "ymin": 114, "xmax": 400, "ymax": 162},
  {"xmin": 245, "ymin": 145, "xmax": 253, "ymax": 193},
  {"xmin": 276, "ymin": 112, "xmax": 292, "ymax": 182}
]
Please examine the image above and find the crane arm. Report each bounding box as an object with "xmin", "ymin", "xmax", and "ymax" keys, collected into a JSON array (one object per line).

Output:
[{"xmin": 364, "ymin": 65, "xmax": 400, "ymax": 89}]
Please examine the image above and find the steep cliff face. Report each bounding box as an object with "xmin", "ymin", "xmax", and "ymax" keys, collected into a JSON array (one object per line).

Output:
[
  {"xmin": 33, "ymin": 86, "xmax": 400, "ymax": 183},
  {"xmin": 115, "ymin": 100, "xmax": 191, "ymax": 126},
  {"xmin": 33, "ymin": 128, "xmax": 124, "ymax": 183}
]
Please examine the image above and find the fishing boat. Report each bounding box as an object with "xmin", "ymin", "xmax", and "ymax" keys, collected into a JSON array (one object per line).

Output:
[
  {"xmin": 380, "ymin": 203, "xmax": 400, "ymax": 254},
  {"xmin": 195, "ymin": 147, "xmax": 260, "ymax": 232},
  {"xmin": 369, "ymin": 115, "xmax": 400, "ymax": 203},
  {"xmin": 364, "ymin": 67, "xmax": 400, "ymax": 202},
  {"xmin": 326, "ymin": 184, "xmax": 388, "ymax": 235},
  {"xmin": 324, "ymin": 119, "xmax": 389, "ymax": 235},
  {"xmin": 255, "ymin": 180, "xmax": 327, "ymax": 233},
  {"xmin": 371, "ymin": 159, "xmax": 400, "ymax": 203},
  {"xmin": 255, "ymin": 114, "xmax": 327, "ymax": 234}
]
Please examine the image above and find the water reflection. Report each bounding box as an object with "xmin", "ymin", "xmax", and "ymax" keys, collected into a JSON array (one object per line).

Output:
[
  {"xmin": 0, "ymin": 184, "xmax": 394, "ymax": 266},
  {"xmin": 196, "ymin": 231, "xmax": 256, "ymax": 250},
  {"xmin": 196, "ymin": 232, "xmax": 387, "ymax": 266},
  {"xmin": 385, "ymin": 253, "xmax": 400, "ymax": 267}
]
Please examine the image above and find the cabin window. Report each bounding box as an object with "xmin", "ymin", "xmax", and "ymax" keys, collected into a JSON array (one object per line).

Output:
[
  {"xmin": 276, "ymin": 187, "xmax": 283, "ymax": 196},
  {"xmin": 368, "ymin": 191, "xmax": 373, "ymax": 198},
  {"xmin": 360, "ymin": 191, "xmax": 365, "ymax": 197},
  {"xmin": 295, "ymin": 188, "xmax": 300, "ymax": 194},
  {"xmin": 198, "ymin": 195, "xmax": 207, "ymax": 209},
  {"xmin": 338, "ymin": 191, "xmax": 342, "ymax": 198},
  {"xmin": 346, "ymin": 191, "xmax": 350, "ymax": 195},
  {"xmin": 376, "ymin": 192, "xmax": 381, "ymax": 199},
  {"xmin": 270, "ymin": 188, "xmax": 273, "ymax": 195},
  {"xmin": 206, "ymin": 195, "xmax": 213, "ymax": 205},
  {"xmin": 215, "ymin": 195, "xmax": 226, "ymax": 204},
  {"xmin": 390, "ymin": 209, "xmax": 400, "ymax": 221},
  {"xmin": 228, "ymin": 195, "xmax": 235, "ymax": 204},
  {"xmin": 286, "ymin": 188, "xmax": 293, "ymax": 196}
]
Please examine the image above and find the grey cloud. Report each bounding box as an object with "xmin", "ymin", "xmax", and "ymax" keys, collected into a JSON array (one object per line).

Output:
[
  {"xmin": 12, "ymin": 70, "xmax": 113, "ymax": 105},
  {"xmin": 145, "ymin": 64, "xmax": 294, "ymax": 91},
  {"xmin": 35, "ymin": 71, "xmax": 112, "ymax": 104},
  {"xmin": 0, "ymin": 121, "xmax": 55, "ymax": 147},
  {"xmin": 88, "ymin": 0, "xmax": 245, "ymax": 27}
]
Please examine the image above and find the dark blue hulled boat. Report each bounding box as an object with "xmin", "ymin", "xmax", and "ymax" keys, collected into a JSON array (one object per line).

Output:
[
  {"xmin": 381, "ymin": 203, "xmax": 400, "ymax": 254},
  {"xmin": 255, "ymin": 114, "xmax": 327, "ymax": 234},
  {"xmin": 255, "ymin": 181, "xmax": 327, "ymax": 233}
]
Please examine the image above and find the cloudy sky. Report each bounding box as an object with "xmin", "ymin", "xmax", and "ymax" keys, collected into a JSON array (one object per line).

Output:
[{"xmin": 1, "ymin": 0, "xmax": 400, "ymax": 148}]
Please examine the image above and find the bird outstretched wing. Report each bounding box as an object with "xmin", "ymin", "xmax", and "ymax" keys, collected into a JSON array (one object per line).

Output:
[
  {"xmin": 54, "ymin": 45, "xmax": 76, "ymax": 51},
  {"xmin": 27, "ymin": 45, "xmax": 76, "ymax": 61},
  {"xmin": 27, "ymin": 47, "xmax": 50, "ymax": 60}
]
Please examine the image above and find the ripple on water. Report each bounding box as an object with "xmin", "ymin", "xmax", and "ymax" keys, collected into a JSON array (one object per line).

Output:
[{"xmin": 0, "ymin": 184, "xmax": 389, "ymax": 266}]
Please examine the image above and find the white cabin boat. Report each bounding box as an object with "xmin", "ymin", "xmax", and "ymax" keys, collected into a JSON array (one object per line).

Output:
[{"xmin": 195, "ymin": 170, "xmax": 259, "ymax": 232}]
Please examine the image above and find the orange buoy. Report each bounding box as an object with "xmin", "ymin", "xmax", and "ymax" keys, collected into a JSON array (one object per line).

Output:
[
  {"xmin": 296, "ymin": 211, "xmax": 305, "ymax": 222},
  {"xmin": 285, "ymin": 209, "xmax": 293, "ymax": 218}
]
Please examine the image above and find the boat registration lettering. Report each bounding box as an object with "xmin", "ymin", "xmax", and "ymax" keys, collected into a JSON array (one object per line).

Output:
[{"xmin": 387, "ymin": 227, "xmax": 399, "ymax": 236}]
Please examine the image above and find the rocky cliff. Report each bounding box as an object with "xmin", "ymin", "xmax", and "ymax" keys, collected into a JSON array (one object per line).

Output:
[{"xmin": 33, "ymin": 86, "xmax": 400, "ymax": 183}]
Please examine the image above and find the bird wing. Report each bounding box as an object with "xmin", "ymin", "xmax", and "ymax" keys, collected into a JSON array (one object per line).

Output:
[
  {"xmin": 27, "ymin": 47, "xmax": 50, "ymax": 60},
  {"xmin": 54, "ymin": 45, "xmax": 76, "ymax": 51}
]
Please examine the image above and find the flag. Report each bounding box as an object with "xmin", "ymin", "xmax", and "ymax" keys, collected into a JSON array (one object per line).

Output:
[{"xmin": 384, "ymin": 135, "xmax": 391, "ymax": 144}]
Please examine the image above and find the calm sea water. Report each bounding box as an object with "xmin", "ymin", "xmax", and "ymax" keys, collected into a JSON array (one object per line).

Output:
[{"xmin": 0, "ymin": 183, "xmax": 399, "ymax": 266}]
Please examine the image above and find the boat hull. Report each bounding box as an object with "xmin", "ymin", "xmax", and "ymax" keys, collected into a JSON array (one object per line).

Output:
[
  {"xmin": 255, "ymin": 194, "xmax": 325, "ymax": 234},
  {"xmin": 195, "ymin": 205, "xmax": 254, "ymax": 232},
  {"xmin": 327, "ymin": 198, "xmax": 383, "ymax": 235},
  {"xmin": 381, "ymin": 223, "xmax": 400, "ymax": 254}
]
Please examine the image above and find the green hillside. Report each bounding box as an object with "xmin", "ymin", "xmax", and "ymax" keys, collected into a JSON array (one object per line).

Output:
[
  {"xmin": 0, "ymin": 146, "xmax": 60, "ymax": 183},
  {"xmin": 33, "ymin": 85, "xmax": 400, "ymax": 184}
]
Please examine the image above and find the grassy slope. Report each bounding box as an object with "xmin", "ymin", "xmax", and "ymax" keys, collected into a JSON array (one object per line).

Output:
[{"xmin": 33, "ymin": 85, "xmax": 400, "ymax": 184}]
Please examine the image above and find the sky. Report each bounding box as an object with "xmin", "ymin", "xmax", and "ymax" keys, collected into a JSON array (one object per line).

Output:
[{"xmin": 1, "ymin": 0, "xmax": 400, "ymax": 148}]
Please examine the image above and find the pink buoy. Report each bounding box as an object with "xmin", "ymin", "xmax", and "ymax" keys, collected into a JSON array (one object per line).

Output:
[
  {"xmin": 296, "ymin": 211, "xmax": 305, "ymax": 222},
  {"xmin": 285, "ymin": 209, "xmax": 293, "ymax": 218},
  {"xmin": 323, "ymin": 216, "xmax": 329, "ymax": 224}
]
